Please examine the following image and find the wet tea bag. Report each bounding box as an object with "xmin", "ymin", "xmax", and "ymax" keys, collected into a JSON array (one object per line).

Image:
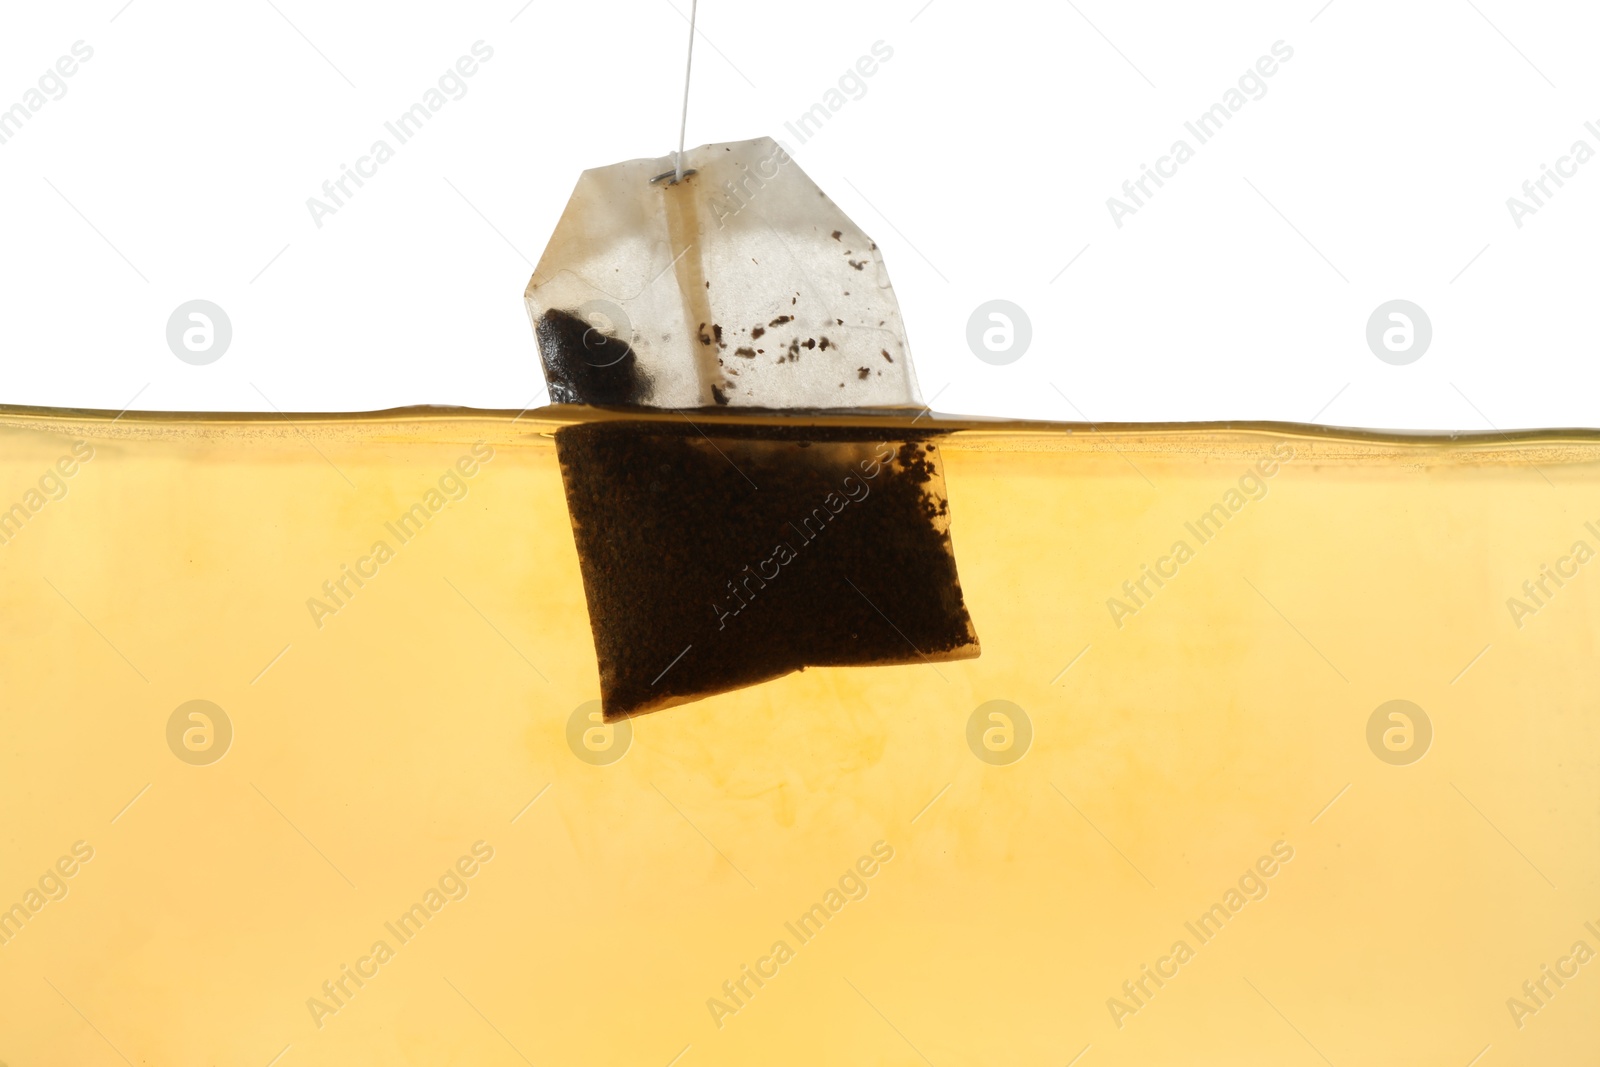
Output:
[{"xmin": 527, "ymin": 138, "xmax": 979, "ymax": 718}]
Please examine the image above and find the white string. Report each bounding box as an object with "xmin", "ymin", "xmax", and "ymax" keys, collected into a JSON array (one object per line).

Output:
[{"xmin": 675, "ymin": 0, "xmax": 698, "ymax": 182}]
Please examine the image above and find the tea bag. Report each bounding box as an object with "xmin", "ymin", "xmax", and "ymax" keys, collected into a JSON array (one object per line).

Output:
[{"xmin": 528, "ymin": 138, "xmax": 978, "ymax": 719}]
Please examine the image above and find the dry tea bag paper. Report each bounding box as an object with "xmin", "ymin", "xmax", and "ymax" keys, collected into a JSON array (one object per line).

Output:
[{"xmin": 526, "ymin": 137, "xmax": 923, "ymax": 409}]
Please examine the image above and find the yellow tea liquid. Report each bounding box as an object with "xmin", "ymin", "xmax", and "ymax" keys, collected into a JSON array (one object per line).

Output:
[{"xmin": 0, "ymin": 406, "xmax": 1594, "ymax": 1066}]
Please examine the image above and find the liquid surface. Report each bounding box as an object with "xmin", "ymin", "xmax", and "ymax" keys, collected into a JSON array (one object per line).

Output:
[{"xmin": 0, "ymin": 406, "xmax": 1594, "ymax": 1066}]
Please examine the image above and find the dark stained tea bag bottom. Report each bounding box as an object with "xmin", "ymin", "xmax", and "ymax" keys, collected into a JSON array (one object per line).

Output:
[{"xmin": 555, "ymin": 421, "xmax": 980, "ymax": 719}]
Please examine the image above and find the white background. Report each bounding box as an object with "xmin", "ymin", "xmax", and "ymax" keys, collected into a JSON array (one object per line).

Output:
[{"xmin": 1, "ymin": 0, "xmax": 1596, "ymax": 429}]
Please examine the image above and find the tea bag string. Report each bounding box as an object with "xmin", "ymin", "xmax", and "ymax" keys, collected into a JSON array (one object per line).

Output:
[{"xmin": 674, "ymin": 0, "xmax": 698, "ymax": 182}]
